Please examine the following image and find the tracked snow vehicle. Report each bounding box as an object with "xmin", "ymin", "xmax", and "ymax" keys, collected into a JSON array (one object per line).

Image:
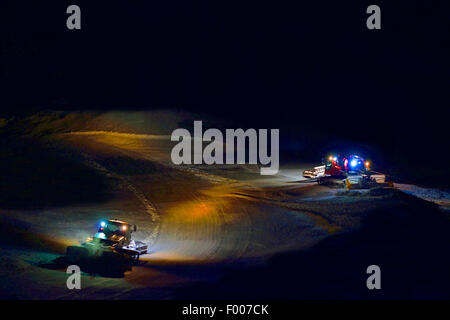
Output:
[
  {"xmin": 66, "ymin": 219, "xmax": 148, "ymax": 264},
  {"xmin": 302, "ymin": 154, "xmax": 388, "ymax": 189}
]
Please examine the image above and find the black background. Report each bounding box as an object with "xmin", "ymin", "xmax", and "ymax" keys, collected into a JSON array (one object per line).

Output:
[
  {"xmin": 1, "ymin": 1, "xmax": 449, "ymax": 174},
  {"xmin": 1, "ymin": 1, "xmax": 450, "ymax": 304},
  {"xmin": 1, "ymin": 300, "xmax": 449, "ymax": 318}
]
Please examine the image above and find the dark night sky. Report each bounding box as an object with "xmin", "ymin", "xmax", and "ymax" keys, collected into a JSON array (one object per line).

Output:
[{"xmin": 1, "ymin": 1, "xmax": 449, "ymax": 162}]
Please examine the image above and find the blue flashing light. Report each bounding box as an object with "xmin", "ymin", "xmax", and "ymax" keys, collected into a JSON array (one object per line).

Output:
[
  {"xmin": 100, "ymin": 221, "xmax": 106, "ymax": 227},
  {"xmin": 350, "ymin": 159, "xmax": 357, "ymax": 167}
]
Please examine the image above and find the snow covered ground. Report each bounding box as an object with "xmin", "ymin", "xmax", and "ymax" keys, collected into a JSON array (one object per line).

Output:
[
  {"xmin": 395, "ymin": 183, "xmax": 450, "ymax": 210},
  {"xmin": 1, "ymin": 127, "xmax": 449, "ymax": 299}
]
